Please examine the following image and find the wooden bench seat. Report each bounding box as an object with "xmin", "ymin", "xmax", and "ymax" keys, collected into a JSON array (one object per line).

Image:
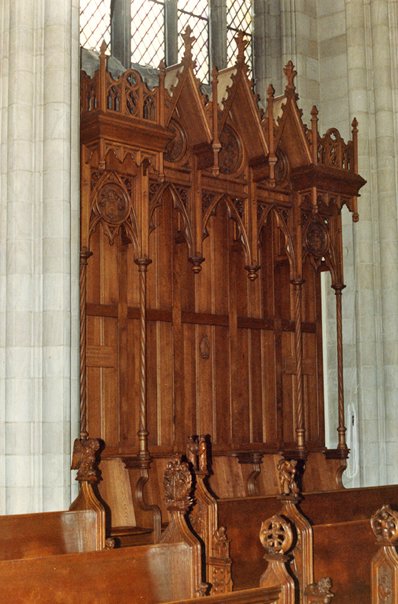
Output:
[
  {"xmin": 0, "ymin": 509, "xmax": 101, "ymax": 560},
  {"xmin": 217, "ymin": 484, "xmax": 398, "ymax": 602},
  {"xmin": 0, "ymin": 542, "xmax": 198, "ymax": 604}
]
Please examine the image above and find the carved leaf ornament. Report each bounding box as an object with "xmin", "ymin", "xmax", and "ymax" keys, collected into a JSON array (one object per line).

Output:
[{"xmin": 163, "ymin": 455, "xmax": 193, "ymax": 513}]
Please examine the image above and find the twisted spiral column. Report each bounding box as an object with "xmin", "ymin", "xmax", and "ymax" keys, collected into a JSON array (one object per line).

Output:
[
  {"xmin": 292, "ymin": 279, "xmax": 305, "ymax": 450},
  {"xmin": 135, "ymin": 257, "xmax": 151, "ymax": 461}
]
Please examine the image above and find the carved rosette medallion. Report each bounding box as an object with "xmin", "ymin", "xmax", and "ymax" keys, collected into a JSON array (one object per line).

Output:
[
  {"xmin": 219, "ymin": 125, "xmax": 241, "ymax": 175},
  {"xmin": 97, "ymin": 183, "xmax": 129, "ymax": 224},
  {"xmin": 259, "ymin": 514, "xmax": 293, "ymax": 555},
  {"xmin": 165, "ymin": 119, "xmax": 187, "ymax": 163},
  {"xmin": 371, "ymin": 505, "xmax": 398, "ymax": 544},
  {"xmin": 274, "ymin": 148, "xmax": 289, "ymax": 184},
  {"xmin": 163, "ymin": 454, "xmax": 193, "ymax": 513},
  {"xmin": 305, "ymin": 220, "xmax": 329, "ymax": 258}
]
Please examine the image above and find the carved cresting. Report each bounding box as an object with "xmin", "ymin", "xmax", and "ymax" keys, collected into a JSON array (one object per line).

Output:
[
  {"xmin": 371, "ymin": 505, "xmax": 398, "ymax": 604},
  {"xmin": 187, "ymin": 436, "xmax": 233, "ymax": 595}
]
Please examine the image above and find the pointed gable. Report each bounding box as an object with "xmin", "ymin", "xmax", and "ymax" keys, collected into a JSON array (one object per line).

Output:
[
  {"xmin": 273, "ymin": 61, "xmax": 312, "ymax": 170},
  {"xmin": 163, "ymin": 27, "xmax": 212, "ymax": 150},
  {"xmin": 217, "ymin": 33, "xmax": 268, "ymax": 169}
]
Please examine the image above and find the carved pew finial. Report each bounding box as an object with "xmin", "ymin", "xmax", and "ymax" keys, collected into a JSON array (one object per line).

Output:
[
  {"xmin": 71, "ymin": 436, "xmax": 102, "ymax": 483},
  {"xmin": 70, "ymin": 437, "xmax": 107, "ymax": 549},
  {"xmin": 370, "ymin": 505, "xmax": 398, "ymax": 604},
  {"xmin": 163, "ymin": 453, "xmax": 193, "ymax": 513},
  {"xmin": 161, "ymin": 454, "xmax": 207, "ymax": 597},
  {"xmin": 277, "ymin": 458, "xmax": 300, "ymax": 500},
  {"xmin": 259, "ymin": 515, "xmax": 296, "ymax": 603}
]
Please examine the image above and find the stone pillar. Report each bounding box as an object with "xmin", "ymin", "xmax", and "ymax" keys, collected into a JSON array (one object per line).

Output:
[
  {"xmin": 111, "ymin": 0, "xmax": 131, "ymax": 68},
  {"xmin": 280, "ymin": 0, "xmax": 320, "ymax": 116},
  {"xmin": 0, "ymin": 0, "xmax": 80, "ymax": 513},
  {"xmin": 210, "ymin": 0, "xmax": 227, "ymax": 69},
  {"xmin": 368, "ymin": 0, "xmax": 398, "ymax": 484},
  {"xmin": 165, "ymin": 0, "xmax": 178, "ymax": 66}
]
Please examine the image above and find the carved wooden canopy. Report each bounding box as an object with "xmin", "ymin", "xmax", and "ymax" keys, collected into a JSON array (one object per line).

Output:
[{"xmin": 80, "ymin": 32, "xmax": 365, "ymax": 464}]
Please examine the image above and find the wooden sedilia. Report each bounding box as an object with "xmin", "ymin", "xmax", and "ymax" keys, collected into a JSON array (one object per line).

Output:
[{"xmin": 79, "ymin": 26, "xmax": 366, "ymax": 563}]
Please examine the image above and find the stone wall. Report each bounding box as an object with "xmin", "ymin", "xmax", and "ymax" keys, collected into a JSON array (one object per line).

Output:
[{"xmin": 0, "ymin": 0, "xmax": 80, "ymax": 513}]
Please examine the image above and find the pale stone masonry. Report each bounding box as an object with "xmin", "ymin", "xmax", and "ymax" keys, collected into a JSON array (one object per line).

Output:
[{"xmin": 0, "ymin": 0, "xmax": 80, "ymax": 513}]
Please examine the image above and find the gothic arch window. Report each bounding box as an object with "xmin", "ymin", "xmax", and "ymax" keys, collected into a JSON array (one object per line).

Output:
[{"xmin": 80, "ymin": 1, "xmax": 253, "ymax": 83}]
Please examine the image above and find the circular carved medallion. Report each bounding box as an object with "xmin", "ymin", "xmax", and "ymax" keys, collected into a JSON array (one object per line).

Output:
[
  {"xmin": 219, "ymin": 125, "xmax": 241, "ymax": 175},
  {"xmin": 305, "ymin": 221, "xmax": 329, "ymax": 257},
  {"xmin": 274, "ymin": 148, "xmax": 289, "ymax": 184},
  {"xmin": 97, "ymin": 183, "xmax": 129, "ymax": 224},
  {"xmin": 165, "ymin": 119, "xmax": 187, "ymax": 163}
]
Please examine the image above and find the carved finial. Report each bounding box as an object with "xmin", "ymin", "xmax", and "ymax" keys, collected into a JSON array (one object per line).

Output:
[
  {"xmin": 182, "ymin": 26, "xmax": 196, "ymax": 63},
  {"xmin": 235, "ymin": 31, "xmax": 250, "ymax": 67},
  {"xmin": 283, "ymin": 60, "xmax": 297, "ymax": 92},
  {"xmin": 267, "ymin": 84, "xmax": 275, "ymax": 99},
  {"xmin": 71, "ymin": 437, "xmax": 102, "ymax": 483},
  {"xmin": 277, "ymin": 459, "xmax": 300, "ymax": 497},
  {"xmin": 198, "ymin": 435, "xmax": 208, "ymax": 473},
  {"xmin": 305, "ymin": 577, "xmax": 334, "ymax": 603},
  {"xmin": 189, "ymin": 254, "xmax": 205, "ymax": 273},
  {"xmin": 259, "ymin": 514, "xmax": 294, "ymax": 555},
  {"xmin": 186, "ymin": 434, "xmax": 208, "ymax": 474},
  {"xmin": 100, "ymin": 40, "xmax": 108, "ymax": 57},
  {"xmin": 163, "ymin": 454, "xmax": 193, "ymax": 513},
  {"xmin": 371, "ymin": 505, "xmax": 398, "ymax": 544},
  {"xmin": 245, "ymin": 263, "xmax": 260, "ymax": 281}
]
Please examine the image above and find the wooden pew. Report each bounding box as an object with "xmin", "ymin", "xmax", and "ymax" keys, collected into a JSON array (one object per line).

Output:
[
  {"xmin": 216, "ymin": 485, "xmax": 398, "ymax": 603},
  {"xmin": 0, "ymin": 437, "xmax": 108, "ymax": 560},
  {"xmin": 0, "ymin": 542, "xmax": 200, "ymax": 604},
  {"xmin": 0, "ymin": 452, "xmax": 298, "ymax": 604}
]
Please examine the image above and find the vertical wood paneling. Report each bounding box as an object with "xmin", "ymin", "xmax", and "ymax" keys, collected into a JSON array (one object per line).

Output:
[
  {"xmin": 157, "ymin": 322, "xmax": 174, "ymax": 446},
  {"xmin": 261, "ymin": 331, "xmax": 278, "ymax": 445},
  {"xmin": 214, "ymin": 326, "xmax": 231, "ymax": 446},
  {"xmin": 182, "ymin": 324, "xmax": 197, "ymax": 436},
  {"xmin": 249, "ymin": 329, "xmax": 263, "ymax": 443}
]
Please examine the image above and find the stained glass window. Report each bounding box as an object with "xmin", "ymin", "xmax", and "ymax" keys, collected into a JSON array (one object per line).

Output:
[
  {"xmin": 226, "ymin": 0, "xmax": 253, "ymax": 76},
  {"xmin": 177, "ymin": 0, "xmax": 209, "ymax": 83},
  {"xmin": 80, "ymin": 0, "xmax": 111, "ymax": 52},
  {"xmin": 131, "ymin": 0, "xmax": 165, "ymax": 67},
  {"xmin": 80, "ymin": 1, "xmax": 254, "ymax": 83}
]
